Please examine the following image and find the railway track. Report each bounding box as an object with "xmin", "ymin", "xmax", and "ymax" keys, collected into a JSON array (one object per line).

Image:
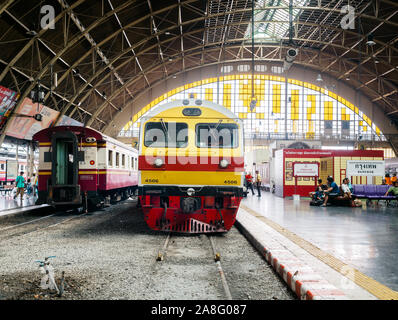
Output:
[
  {"xmin": 0, "ymin": 197, "xmax": 139, "ymax": 241},
  {"xmin": 0, "ymin": 211, "xmax": 87, "ymax": 241},
  {"xmin": 154, "ymin": 233, "xmax": 233, "ymax": 300}
]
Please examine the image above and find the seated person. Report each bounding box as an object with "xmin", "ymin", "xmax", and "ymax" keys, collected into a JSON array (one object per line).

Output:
[
  {"xmin": 341, "ymin": 178, "xmax": 352, "ymax": 199},
  {"xmin": 321, "ymin": 176, "xmax": 340, "ymax": 207},
  {"xmin": 309, "ymin": 179, "xmax": 327, "ymax": 201},
  {"xmin": 345, "ymin": 178, "xmax": 353, "ymax": 193},
  {"xmin": 385, "ymin": 180, "xmax": 398, "ymax": 197}
]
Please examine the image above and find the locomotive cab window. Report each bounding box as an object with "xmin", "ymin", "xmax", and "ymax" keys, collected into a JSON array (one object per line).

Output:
[
  {"xmin": 144, "ymin": 122, "xmax": 188, "ymax": 148},
  {"xmin": 196, "ymin": 123, "xmax": 239, "ymax": 148}
]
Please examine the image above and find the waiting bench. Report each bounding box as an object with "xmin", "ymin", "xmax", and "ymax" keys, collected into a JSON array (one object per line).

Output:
[{"xmin": 352, "ymin": 184, "xmax": 397, "ymax": 205}]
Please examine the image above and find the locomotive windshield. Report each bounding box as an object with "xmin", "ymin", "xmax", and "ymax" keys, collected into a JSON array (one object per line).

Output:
[
  {"xmin": 196, "ymin": 123, "xmax": 239, "ymax": 148},
  {"xmin": 144, "ymin": 122, "xmax": 188, "ymax": 148}
]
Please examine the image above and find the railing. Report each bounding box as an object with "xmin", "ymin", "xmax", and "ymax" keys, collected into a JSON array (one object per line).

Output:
[
  {"xmin": 244, "ymin": 132, "xmax": 387, "ymax": 142},
  {"xmin": 118, "ymin": 130, "xmax": 388, "ymax": 142}
]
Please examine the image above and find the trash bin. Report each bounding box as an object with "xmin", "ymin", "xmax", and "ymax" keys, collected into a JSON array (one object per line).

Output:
[{"xmin": 293, "ymin": 194, "xmax": 300, "ymax": 201}]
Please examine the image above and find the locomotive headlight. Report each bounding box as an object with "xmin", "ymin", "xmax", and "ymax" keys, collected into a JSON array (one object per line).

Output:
[
  {"xmin": 219, "ymin": 159, "xmax": 229, "ymax": 168},
  {"xmin": 154, "ymin": 158, "xmax": 164, "ymax": 167},
  {"xmin": 187, "ymin": 188, "xmax": 195, "ymax": 196},
  {"xmin": 243, "ymin": 186, "xmax": 247, "ymax": 192}
]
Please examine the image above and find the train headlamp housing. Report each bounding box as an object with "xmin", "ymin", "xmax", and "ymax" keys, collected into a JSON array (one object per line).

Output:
[
  {"xmin": 154, "ymin": 158, "xmax": 164, "ymax": 168},
  {"xmin": 86, "ymin": 137, "xmax": 96, "ymax": 143},
  {"xmin": 187, "ymin": 188, "xmax": 195, "ymax": 196},
  {"xmin": 219, "ymin": 159, "xmax": 229, "ymax": 168},
  {"xmin": 243, "ymin": 186, "xmax": 247, "ymax": 192}
]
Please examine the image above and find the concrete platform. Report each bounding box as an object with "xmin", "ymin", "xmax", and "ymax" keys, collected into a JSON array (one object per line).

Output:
[
  {"xmin": 0, "ymin": 194, "xmax": 50, "ymax": 219},
  {"xmin": 236, "ymin": 192, "xmax": 398, "ymax": 300}
]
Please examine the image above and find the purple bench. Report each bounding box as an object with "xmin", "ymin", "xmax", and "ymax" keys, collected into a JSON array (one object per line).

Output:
[{"xmin": 352, "ymin": 184, "xmax": 396, "ymax": 201}]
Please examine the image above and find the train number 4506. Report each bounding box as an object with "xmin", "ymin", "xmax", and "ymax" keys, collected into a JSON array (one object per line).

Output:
[{"xmin": 224, "ymin": 180, "xmax": 237, "ymax": 184}]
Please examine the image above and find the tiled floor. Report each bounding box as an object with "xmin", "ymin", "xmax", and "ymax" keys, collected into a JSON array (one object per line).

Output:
[{"xmin": 242, "ymin": 192, "xmax": 398, "ymax": 291}]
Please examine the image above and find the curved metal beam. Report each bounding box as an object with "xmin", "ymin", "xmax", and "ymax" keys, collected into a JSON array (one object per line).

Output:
[
  {"xmin": 26, "ymin": 2, "xmax": 398, "ymax": 114},
  {"xmin": 93, "ymin": 44, "xmax": 395, "ymax": 134},
  {"xmin": 0, "ymin": 0, "xmax": 137, "ymax": 142},
  {"xmin": 0, "ymin": 0, "xmax": 87, "ymax": 83},
  {"xmin": 49, "ymin": 0, "xmax": 199, "ymax": 123},
  {"xmin": 0, "ymin": 0, "xmax": 15, "ymax": 16},
  {"xmin": 84, "ymin": 34, "xmax": 398, "ymax": 127},
  {"xmin": 52, "ymin": 17, "xmax": 398, "ymax": 125}
]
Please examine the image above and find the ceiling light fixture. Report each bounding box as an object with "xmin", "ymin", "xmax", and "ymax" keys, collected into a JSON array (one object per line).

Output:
[{"xmin": 366, "ymin": 34, "xmax": 376, "ymax": 46}]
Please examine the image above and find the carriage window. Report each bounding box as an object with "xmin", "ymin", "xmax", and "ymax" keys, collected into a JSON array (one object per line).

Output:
[
  {"xmin": 196, "ymin": 123, "xmax": 239, "ymax": 148},
  {"xmin": 144, "ymin": 122, "xmax": 188, "ymax": 148},
  {"xmin": 116, "ymin": 152, "xmax": 120, "ymax": 167},
  {"xmin": 122, "ymin": 154, "xmax": 125, "ymax": 167},
  {"xmin": 0, "ymin": 164, "xmax": 4, "ymax": 170},
  {"xmin": 108, "ymin": 150, "xmax": 113, "ymax": 166}
]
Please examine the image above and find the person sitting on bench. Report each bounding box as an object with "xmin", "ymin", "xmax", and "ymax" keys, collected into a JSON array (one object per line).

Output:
[
  {"xmin": 341, "ymin": 178, "xmax": 352, "ymax": 198},
  {"xmin": 321, "ymin": 176, "xmax": 340, "ymax": 207},
  {"xmin": 385, "ymin": 180, "xmax": 398, "ymax": 197},
  {"xmin": 309, "ymin": 179, "xmax": 327, "ymax": 201}
]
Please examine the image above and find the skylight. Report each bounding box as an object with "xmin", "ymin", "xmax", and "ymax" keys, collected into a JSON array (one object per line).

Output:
[{"xmin": 245, "ymin": 0, "xmax": 311, "ymax": 43}]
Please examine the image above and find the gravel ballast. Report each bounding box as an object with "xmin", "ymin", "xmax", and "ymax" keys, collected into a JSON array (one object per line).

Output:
[{"xmin": 0, "ymin": 199, "xmax": 296, "ymax": 300}]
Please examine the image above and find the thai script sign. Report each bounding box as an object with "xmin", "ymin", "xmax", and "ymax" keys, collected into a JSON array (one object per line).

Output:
[
  {"xmin": 293, "ymin": 162, "xmax": 319, "ymax": 177},
  {"xmin": 346, "ymin": 160, "xmax": 385, "ymax": 176}
]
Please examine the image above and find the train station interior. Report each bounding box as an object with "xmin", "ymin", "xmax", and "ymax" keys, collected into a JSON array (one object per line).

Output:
[{"xmin": 0, "ymin": 0, "xmax": 398, "ymax": 303}]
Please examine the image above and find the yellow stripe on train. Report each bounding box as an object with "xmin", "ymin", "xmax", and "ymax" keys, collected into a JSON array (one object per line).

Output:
[{"xmin": 140, "ymin": 170, "xmax": 243, "ymax": 186}]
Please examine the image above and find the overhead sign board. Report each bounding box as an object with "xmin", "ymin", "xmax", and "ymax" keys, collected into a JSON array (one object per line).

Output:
[
  {"xmin": 293, "ymin": 162, "xmax": 319, "ymax": 177},
  {"xmin": 6, "ymin": 98, "xmax": 60, "ymax": 140},
  {"xmin": 346, "ymin": 160, "xmax": 385, "ymax": 176}
]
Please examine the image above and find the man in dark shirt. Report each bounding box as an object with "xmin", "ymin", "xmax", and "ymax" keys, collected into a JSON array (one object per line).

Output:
[{"xmin": 321, "ymin": 176, "xmax": 340, "ymax": 207}]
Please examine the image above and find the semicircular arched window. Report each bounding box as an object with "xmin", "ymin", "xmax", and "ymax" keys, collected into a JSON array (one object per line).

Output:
[{"xmin": 120, "ymin": 75, "xmax": 384, "ymax": 142}]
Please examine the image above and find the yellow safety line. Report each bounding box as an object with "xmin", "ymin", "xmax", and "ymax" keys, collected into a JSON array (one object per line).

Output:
[{"xmin": 240, "ymin": 204, "xmax": 398, "ymax": 300}]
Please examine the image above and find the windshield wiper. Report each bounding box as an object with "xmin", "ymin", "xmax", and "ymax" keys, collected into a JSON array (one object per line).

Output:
[
  {"xmin": 207, "ymin": 120, "xmax": 223, "ymax": 144},
  {"xmin": 160, "ymin": 118, "xmax": 172, "ymax": 144}
]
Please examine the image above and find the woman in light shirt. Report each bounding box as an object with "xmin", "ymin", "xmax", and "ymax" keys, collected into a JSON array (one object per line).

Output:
[{"xmin": 341, "ymin": 178, "xmax": 352, "ymax": 199}]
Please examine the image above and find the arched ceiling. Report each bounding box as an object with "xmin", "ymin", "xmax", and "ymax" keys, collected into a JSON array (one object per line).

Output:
[{"xmin": 0, "ymin": 0, "xmax": 398, "ymax": 136}]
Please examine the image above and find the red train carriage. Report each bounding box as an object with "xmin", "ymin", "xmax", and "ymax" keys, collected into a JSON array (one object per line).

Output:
[
  {"xmin": 33, "ymin": 126, "xmax": 138, "ymax": 209},
  {"xmin": 138, "ymin": 98, "xmax": 245, "ymax": 233}
]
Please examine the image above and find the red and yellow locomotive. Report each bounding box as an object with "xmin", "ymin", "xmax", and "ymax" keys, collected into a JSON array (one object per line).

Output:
[{"xmin": 138, "ymin": 98, "xmax": 244, "ymax": 233}]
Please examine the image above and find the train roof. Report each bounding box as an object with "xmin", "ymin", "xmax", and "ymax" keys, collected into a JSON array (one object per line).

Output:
[
  {"xmin": 33, "ymin": 126, "xmax": 136, "ymax": 152},
  {"xmin": 141, "ymin": 99, "xmax": 240, "ymax": 122}
]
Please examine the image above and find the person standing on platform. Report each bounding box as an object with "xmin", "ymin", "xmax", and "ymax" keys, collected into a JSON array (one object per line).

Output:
[
  {"xmin": 255, "ymin": 170, "xmax": 262, "ymax": 197},
  {"xmin": 245, "ymin": 172, "xmax": 255, "ymax": 196},
  {"xmin": 14, "ymin": 171, "xmax": 25, "ymax": 202},
  {"xmin": 32, "ymin": 173, "xmax": 38, "ymax": 196},
  {"xmin": 391, "ymin": 173, "xmax": 397, "ymax": 184}
]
